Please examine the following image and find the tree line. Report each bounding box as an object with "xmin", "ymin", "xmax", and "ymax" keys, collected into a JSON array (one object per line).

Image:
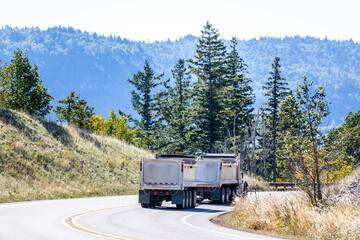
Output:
[
  {"xmin": 1, "ymin": 22, "xmax": 359, "ymax": 205},
  {"xmin": 124, "ymin": 22, "xmax": 359, "ymax": 205},
  {"xmin": 126, "ymin": 22, "xmax": 255, "ymax": 155}
]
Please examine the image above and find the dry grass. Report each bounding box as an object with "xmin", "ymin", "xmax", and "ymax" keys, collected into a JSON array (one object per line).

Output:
[
  {"xmin": 0, "ymin": 108, "xmax": 152, "ymax": 203},
  {"xmin": 243, "ymin": 174, "xmax": 270, "ymax": 191},
  {"xmin": 219, "ymin": 191, "xmax": 360, "ymax": 240}
]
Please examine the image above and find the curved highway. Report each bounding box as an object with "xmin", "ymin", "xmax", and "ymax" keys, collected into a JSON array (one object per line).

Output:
[{"xmin": 0, "ymin": 195, "xmax": 284, "ymax": 240}]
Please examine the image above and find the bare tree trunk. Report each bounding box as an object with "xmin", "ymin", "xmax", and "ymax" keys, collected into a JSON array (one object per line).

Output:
[
  {"xmin": 260, "ymin": 118, "xmax": 269, "ymax": 180},
  {"xmin": 309, "ymin": 118, "xmax": 322, "ymax": 202},
  {"xmin": 250, "ymin": 114, "xmax": 260, "ymax": 174}
]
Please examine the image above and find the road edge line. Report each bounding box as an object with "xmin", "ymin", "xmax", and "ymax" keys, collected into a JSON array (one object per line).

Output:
[{"xmin": 181, "ymin": 208, "xmax": 266, "ymax": 240}]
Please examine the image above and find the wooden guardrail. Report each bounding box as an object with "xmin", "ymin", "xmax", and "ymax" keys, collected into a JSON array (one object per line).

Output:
[
  {"xmin": 268, "ymin": 182, "xmax": 336, "ymax": 191},
  {"xmin": 269, "ymin": 182, "xmax": 297, "ymax": 191}
]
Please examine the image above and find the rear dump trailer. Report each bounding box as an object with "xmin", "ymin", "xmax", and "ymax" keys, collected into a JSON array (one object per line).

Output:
[{"xmin": 138, "ymin": 154, "xmax": 247, "ymax": 209}]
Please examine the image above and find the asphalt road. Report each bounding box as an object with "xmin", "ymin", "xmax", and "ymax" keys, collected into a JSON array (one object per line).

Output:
[{"xmin": 0, "ymin": 195, "xmax": 285, "ymax": 240}]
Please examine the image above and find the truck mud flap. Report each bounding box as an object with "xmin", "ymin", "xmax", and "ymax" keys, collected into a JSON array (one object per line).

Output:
[
  {"xmin": 139, "ymin": 190, "xmax": 150, "ymax": 204},
  {"xmin": 210, "ymin": 188, "xmax": 221, "ymax": 201},
  {"xmin": 171, "ymin": 190, "xmax": 184, "ymax": 204}
]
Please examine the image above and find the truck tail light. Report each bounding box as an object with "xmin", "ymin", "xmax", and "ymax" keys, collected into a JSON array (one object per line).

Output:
[
  {"xmin": 220, "ymin": 161, "xmax": 223, "ymax": 170},
  {"xmin": 181, "ymin": 162, "xmax": 184, "ymax": 172},
  {"xmin": 140, "ymin": 161, "xmax": 142, "ymax": 171}
]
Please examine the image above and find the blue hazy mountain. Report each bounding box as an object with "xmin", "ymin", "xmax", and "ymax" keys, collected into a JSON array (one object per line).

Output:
[{"xmin": 0, "ymin": 26, "xmax": 359, "ymax": 127}]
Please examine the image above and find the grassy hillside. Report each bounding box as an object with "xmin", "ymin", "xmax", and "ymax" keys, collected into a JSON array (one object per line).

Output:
[{"xmin": 0, "ymin": 108, "xmax": 152, "ymax": 203}]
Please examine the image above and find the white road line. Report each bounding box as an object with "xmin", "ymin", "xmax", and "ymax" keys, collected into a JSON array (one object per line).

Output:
[{"xmin": 181, "ymin": 208, "xmax": 269, "ymax": 240}]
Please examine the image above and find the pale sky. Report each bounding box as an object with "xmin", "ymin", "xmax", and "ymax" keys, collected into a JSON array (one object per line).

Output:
[{"xmin": 0, "ymin": 0, "xmax": 359, "ymax": 42}]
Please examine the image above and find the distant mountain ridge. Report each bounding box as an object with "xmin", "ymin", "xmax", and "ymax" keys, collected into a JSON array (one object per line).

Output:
[{"xmin": 0, "ymin": 26, "xmax": 359, "ymax": 126}]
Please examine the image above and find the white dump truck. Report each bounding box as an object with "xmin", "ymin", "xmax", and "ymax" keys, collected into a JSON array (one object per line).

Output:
[{"xmin": 138, "ymin": 153, "xmax": 247, "ymax": 209}]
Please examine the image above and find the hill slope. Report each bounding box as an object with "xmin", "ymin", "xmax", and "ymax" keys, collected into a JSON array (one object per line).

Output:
[
  {"xmin": 0, "ymin": 26, "xmax": 360, "ymax": 125},
  {"xmin": 0, "ymin": 108, "xmax": 151, "ymax": 203}
]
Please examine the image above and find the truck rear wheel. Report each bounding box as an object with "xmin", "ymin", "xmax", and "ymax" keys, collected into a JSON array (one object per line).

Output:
[
  {"xmin": 185, "ymin": 190, "xmax": 189, "ymax": 209},
  {"xmin": 221, "ymin": 187, "xmax": 226, "ymax": 204},
  {"xmin": 141, "ymin": 203, "xmax": 149, "ymax": 208},
  {"xmin": 189, "ymin": 190, "xmax": 194, "ymax": 208},
  {"xmin": 192, "ymin": 190, "xmax": 197, "ymax": 208},
  {"xmin": 156, "ymin": 201, "xmax": 162, "ymax": 207},
  {"xmin": 225, "ymin": 188, "xmax": 230, "ymax": 204},
  {"xmin": 149, "ymin": 200, "xmax": 156, "ymax": 208},
  {"xmin": 176, "ymin": 190, "xmax": 186, "ymax": 209}
]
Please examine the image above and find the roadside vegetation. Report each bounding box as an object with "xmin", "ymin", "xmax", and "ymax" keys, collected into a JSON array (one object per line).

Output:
[
  {"xmin": 243, "ymin": 174, "xmax": 270, "ymax": 191},
  {"xmin": 218, "ymin": 168, "xmax": 360, "ymax": 240},
  {"xmin": 0, "ymin": 108, "xmax": 151, "ymax": 203}
]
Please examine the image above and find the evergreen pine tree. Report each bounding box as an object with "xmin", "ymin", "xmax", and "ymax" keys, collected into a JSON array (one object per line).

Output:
[
  {"xmin": 163, "ymin": 59, "xmax": 192, "ymax": 153},
  {"xmin": 262, "ymin": 57, "xmax": 289, "ymax": 181},
  {"xmin": 277, "ymin": 90, "xmax": 301, "ymax": 181},
  {"xmin": 0, "ymin": 49, "xmax": 53, "ymax": 117},
  {"xmin": 54, "ymin": 91, "xmax": 94, "ymax": 130},
  {"xmin": 128, "ymin": 60, "xmax": 164, "ymax": 132},
  {"xmin": 326, "ymin": 110, "xmax": 360, "ymax": 166},
  {"xmin": 221, "ymin": 37, "xmax": 255, "ymax": 152},
  {"xmin": 54, "ymin": 91, "xmax": 80, "ymax": 124},
  {"xmin": 127, "ymin": 60, "xmax": 166, "ymax": 148},
  {"xmin": 72, "ymin": 98, "xmax": 94, "ymax": 130},
  {"xmin": 188, "ymin": 21, "xmax": 227, "ymax": 153}
]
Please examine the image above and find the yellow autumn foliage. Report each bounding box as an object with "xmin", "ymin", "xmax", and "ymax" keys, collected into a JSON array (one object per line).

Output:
[
  {"xmin": 89, "ymin": 114, "xmax": 106, "ymax": 134},
  {"xmin": 279, "ymin": 147, "xmax": 354, "ymax": 184},
  {"xmin": 89, "ymin": 110, "xmax": 151, "ymax": 149}
]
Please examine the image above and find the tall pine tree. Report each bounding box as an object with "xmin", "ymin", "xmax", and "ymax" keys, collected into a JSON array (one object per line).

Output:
[
  {"xmin": 128, "ymin": 60, "xmax": 165, "ymax": 147},
  {"xmin": 262, "ymin": 57, "xmax": 289, "ymax": 182},
  {"xmin": 166, "ymin": 59, "xmax": 192, "ymax": 153},
  {"xmin": 188, "ymin": 21, "xmax": 227, "ymax": 153},
  {"xmin": 221, "ymin": 37, "xmax": 255, "ymax": 152}
]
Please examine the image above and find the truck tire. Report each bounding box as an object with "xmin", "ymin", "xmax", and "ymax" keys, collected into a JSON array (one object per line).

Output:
[
  {"xmin": 141, "ymin": 203, "xmax": 149, "ymax": 208},
  {"xmin": 221, "ymin": 187, "xmax": 226, "ymax": 204},
  {"xmin": 192, "ymin": 190, "xmax": 197, "ymax": 208},
  {"xmin": 189, "ymin": 190, "xmax": 193, "ymax": 208},
  {"xmin": 149, "ymin": 200, "xmax": 156, "ymax": 208},
  {"xmin": 176, "ymin": 191, "xmax": 186, "ymax": 209},
  {"xmin": 225, "ymin": 188, "xmax": 230, "ymax": 204},
  {"xmin": 185, "ymin": 190, "xmax": 189, "ymax": 209}
]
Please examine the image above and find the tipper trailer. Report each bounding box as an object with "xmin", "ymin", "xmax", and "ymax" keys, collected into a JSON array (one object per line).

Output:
[{"xmin": 138, "ymin": 153, "xmax": 248, "ymax": 209}]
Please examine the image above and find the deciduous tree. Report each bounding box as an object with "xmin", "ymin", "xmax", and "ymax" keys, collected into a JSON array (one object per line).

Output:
[{"xmin": 278, "ymin": 76, "xmax": 330, "ymax": 204}]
